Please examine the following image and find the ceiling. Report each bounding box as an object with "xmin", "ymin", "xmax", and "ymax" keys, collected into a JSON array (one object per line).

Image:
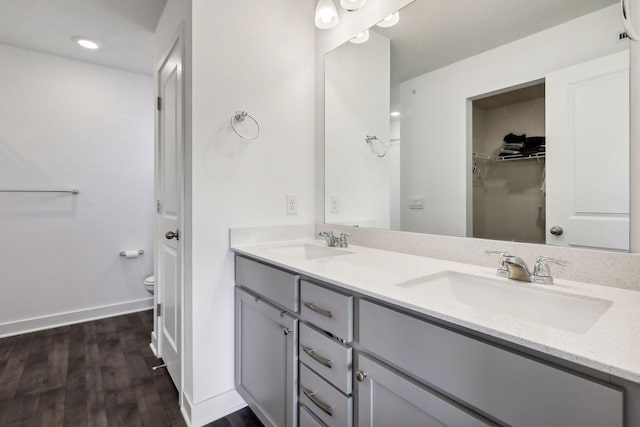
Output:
[
  {"xmin": 0, "ymin": 0, "xmax": 167, "ymax": 75},
  {"xmin": 374, "ymin": 0, "xmax": 618, "ymax": 83}
]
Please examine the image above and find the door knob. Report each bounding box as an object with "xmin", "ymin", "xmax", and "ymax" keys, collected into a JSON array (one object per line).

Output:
[
  {"xmin": 549, "ymin": 226, "xmax": 563, "ymax": 236},
  {"xmin": 356, "ymin": 370, "xmax": 368, "ymax": 382},
  {"xmin": 165, "ymin": 230, "xmax": 180, "ymax": 240}
]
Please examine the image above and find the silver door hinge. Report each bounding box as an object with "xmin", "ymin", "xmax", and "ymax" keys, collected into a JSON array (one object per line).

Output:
[
  {"xmin": 157, "ymin": 303, "xmax": 162, "ymax": 316},
  {"xmin": 157, "ymin": 96, "xmax": 162, "ymax": 111},
  {"xmin": 156, "ymin": 200, "xmax": 161, "ymax": 213}
]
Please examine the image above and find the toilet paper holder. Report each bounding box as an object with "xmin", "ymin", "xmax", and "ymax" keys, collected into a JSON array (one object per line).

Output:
[{"xmin": 120, "ymin": 250, "xmax": 144, "ymax": 257}]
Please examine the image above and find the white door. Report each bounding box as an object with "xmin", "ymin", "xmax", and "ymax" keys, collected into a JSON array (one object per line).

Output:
[
  {"xmin": 546, "ymin": 51, "xmax": 629, "ymax": 251},
  {"xmin": 157, "ymin": 36, "xmax": 184, "ymax": 389}
]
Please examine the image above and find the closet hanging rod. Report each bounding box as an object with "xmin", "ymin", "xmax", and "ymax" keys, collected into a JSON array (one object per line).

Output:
[{"xmin": 0, "ymin": 189, "xmax": 80, "ymax": 194}]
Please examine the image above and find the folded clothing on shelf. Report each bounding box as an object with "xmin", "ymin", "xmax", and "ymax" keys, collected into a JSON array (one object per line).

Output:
[{"xmin": 498, "ymin": 134, "xmax": 546, "ymax": 158}]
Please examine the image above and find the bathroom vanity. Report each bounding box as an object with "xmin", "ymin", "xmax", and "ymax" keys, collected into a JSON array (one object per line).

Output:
[{"xmin": 232, "ymin": 239, "xmax": 640, "ymax": 427}]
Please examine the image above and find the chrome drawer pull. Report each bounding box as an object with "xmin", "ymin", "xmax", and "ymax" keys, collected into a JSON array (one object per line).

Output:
[
  {"xmin": 304, "ymin": 302, "xmax": 333, "ymax": 318},
  {"xmin": 302, "ymin": 387, "xmax": 333, "ymax": 416},
  {"xmin": 303, "ymin": 346, "xmax": 333, "ymax": 368}
]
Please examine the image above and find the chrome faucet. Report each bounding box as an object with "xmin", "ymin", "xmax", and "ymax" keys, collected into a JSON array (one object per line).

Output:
[
  {"xmin": 318, "ymin": 231, "xmax": 350, "ymax": 248},
  {"xmin": 486, "ymin": 251, "xmax": 568, "ymax": 284}
]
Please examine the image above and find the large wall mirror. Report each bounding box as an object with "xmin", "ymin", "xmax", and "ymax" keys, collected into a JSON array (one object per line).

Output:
[{"xmin": 324, "ymin": 0, "xmax": 630, "ymax": 252}]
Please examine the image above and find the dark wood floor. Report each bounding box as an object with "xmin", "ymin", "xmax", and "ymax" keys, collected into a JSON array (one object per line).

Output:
[{"xmin": 0, "ymin": 310, "xmax": 263, "ymax": 427}]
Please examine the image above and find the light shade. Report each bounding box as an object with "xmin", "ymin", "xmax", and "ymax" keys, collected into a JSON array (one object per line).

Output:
[
  {"xmin": 376, "ymin": 12, "xmax": 400, "ymax": 28},
  {"xmin": 315, "ymin": 0, "xmax": 339, "ymax": 29},
  {"xmin": 349, "ymin": 29, "xmax": 370, "ymax": 44},
  {"xmin": 340, "ymin": 0, "xmax": 367, "ymax": 12}
]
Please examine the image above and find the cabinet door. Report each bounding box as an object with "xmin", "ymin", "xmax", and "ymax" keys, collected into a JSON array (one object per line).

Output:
[
  {"xmin": 236, "ymin": 288, "xmax": 298, "ymax": 427},
  {"xmin": 356, "ymin": 354, "xmax": 491, "ymax": 427}
]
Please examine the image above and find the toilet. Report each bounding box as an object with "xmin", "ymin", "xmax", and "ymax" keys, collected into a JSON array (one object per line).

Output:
[{"xmin": 144, "ymin": 275, "xmax": 155, "ymax": 295}]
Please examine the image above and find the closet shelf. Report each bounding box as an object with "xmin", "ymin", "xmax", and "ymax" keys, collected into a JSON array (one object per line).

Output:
[{"xmin": 473, "ymin": 152, "xmax": 545, "ymax": 162}]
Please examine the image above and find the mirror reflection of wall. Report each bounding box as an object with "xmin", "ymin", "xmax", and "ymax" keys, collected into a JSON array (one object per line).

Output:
[{"xmin": 325, "ymin": 0, "xmax": 630, "ymax": 252}]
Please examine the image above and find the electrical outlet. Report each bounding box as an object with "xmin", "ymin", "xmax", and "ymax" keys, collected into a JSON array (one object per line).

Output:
[
  {"xmin": 329, "ymin": 195, "xmax": 340, "ymax": 214},
  {"xmin": 409, "ymin": 196, "xmax": 424, "ymax": 210},
  {"xmin": 286, "ymin": 193, "xmax": 299, "ymax": 215}
]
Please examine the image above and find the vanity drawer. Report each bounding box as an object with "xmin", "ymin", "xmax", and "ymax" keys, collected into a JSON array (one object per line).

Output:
[
  {"xmin": 299, "ymin": 363, "xmax": 352, "ymax": 427},
  {"xmin": 300, "ymin": 323, "xmax": 352, "ymax": 395},
  {"xmin": 358, "ymin": 300, "xmax": 623, "ymax": 427},
  {"xmin": 235, "ymin": 256, "xmax": 299, "ymax": 312},
  {"xmin": 300, "ymin": 404, "xmax": 328, "ymax": 427},
  {"xmin": 300, "ymin": 280, "xmax": 353, "ymax": 342}
]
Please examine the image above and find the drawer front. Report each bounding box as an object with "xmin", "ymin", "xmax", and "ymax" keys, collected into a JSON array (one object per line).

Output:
[
  {"xmin": 300, "ymin": 280, "xmax": 353, "ymax": 342},
  {"xmin": 235, "ymin": 256, "xmax": 300, "ymax": 312},
  {"xmin": 300, "ymin": 405, "xmax": 328, "ymax": 427},
  {"xmin": 359, "ymin": 300, "xmax": 624, "ymax": 427},
  {"xmin": 300, "ymin": 363, "xmax": 352, "ymax": 427},
  {"xmin": 300, "ymin": 323, "xmax": 352, "ymax": 395}
]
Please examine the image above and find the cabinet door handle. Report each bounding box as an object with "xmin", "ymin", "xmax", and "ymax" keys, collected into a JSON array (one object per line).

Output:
[
  {"xmin": 302, "ymin": 387, "xmax": 333, "ymax": 416},
  {"xmin": 303, "ymin": 346, "xmax": 332, "ymax": 368},
  {"xmin": 356, "ymin": 370, "xmax": 368, "ymax": 382},
  {"xmin": 283, "ymin": 327, "xmax": 292, "ymax": 336},
  {"xmin": 303, "ymin": 302, "xmax": 333, "ymax": 318}
]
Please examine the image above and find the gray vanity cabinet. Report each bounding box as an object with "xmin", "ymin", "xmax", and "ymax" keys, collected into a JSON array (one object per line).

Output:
[
  {"xmin": 358, "ymin": 299, "xmax": 624, "ymax": 427},
  {"xmin": 356, "ymin": 354, "xmax": 491, "ymax": 427},
  {"xmin": 235, "ymin": 288, "xmax": 298, "ymax": 427}
]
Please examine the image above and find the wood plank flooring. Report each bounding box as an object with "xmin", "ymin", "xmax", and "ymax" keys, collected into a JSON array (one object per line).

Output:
[{"xmin": 0, "ymin": 311, "xmax": 263, "ymax": 427}]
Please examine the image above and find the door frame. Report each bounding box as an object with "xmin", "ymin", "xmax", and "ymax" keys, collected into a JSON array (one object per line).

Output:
[{"xmin": 154, "ymin": 23, "xmax": 186, "ymax": 406}]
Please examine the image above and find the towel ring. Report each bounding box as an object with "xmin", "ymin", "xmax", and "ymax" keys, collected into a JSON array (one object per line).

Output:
[
  {"xmin": 365, "ymin": 135, "xmax": 389, "ymax": 157},
  {"xmin": 231, "ymin": 111, "xmax": 260, "ymax": 140},
  {"xmin": 622, "ymin": 0, "xmax": 640, "ymax": 41}
]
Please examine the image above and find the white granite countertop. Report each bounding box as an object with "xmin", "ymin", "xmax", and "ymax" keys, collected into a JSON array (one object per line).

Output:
[{"xmin": 231, "ymin": 238, "xmax": 640, "ymax": 384}]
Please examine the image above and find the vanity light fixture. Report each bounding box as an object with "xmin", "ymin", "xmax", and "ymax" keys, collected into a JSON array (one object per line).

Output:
[
  {"xmin": 340, "ymin": 0, "xmax": 367, "ymax": 12},
  {"xmin": 349, "ymin": 29, "xmax": 370, "ymax": 44},
  {"xmin": 315, "ymin": 0, "xmax": 339, "ymax": 29},
  {"xmin": 376, "ymin": 12, "xmax": 400, "ymax": 28},
  {"xmin": 73, "ymin": 36, "xmax": 100, "ymax": 50}
]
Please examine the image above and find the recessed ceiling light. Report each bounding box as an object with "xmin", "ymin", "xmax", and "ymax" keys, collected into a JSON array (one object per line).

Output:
[
  {"xmin": 349, "ymin": 29, "xmax": 370, "ymax": 44},
  {"xmin": 73, "ymin": 36, "xmax": 101, "ymax": 50},
  {"xmin": 391, "ymin": 111, "xmax": 401, "ymax": 117},
  {"xmin": 377, "ymin": 12, "xmax": 400, "ymax": 28}
]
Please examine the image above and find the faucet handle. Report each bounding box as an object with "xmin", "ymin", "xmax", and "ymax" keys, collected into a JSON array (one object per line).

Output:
[
  {"xmin": 532, "ymin": 256, "xmax": 569, "ymax": 284},
  {"xmin": 485, "ymin": 251, "xmax": 512, "ymax": 277},
  {"xmin": 338, "ymin": 233, "xmax": 350, "ymax": 248},
  {"xmin": 535, "ymin": 256, "xmax": 569, "ymax": 266}
]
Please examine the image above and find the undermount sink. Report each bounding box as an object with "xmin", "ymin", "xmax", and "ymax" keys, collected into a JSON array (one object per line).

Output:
[
  {"xmin": 396, "ymin": 271, "xmax": 612, "ymax": 333},
  {"xmin": 264, "ymin": 243, "xmax": 353, "ymax": 260}
]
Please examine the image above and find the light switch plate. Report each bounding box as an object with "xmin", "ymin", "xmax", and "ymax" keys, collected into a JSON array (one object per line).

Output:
[
  {"xmin": 286, "ymin": 193, "xmax": 299, "ymax": 215},
  {"xmin": 329, "ymin": 195, "xmax": 340, "ymax": 214}
]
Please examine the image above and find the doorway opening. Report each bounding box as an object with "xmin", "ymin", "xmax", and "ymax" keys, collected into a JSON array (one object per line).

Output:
[{"xmin": 471, "ymin": 82, "xmax": 546, "ymax": 244}]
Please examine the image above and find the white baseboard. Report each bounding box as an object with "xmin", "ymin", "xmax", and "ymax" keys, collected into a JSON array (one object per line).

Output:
[
  {"xmin": 182, "ymin": 389, "xmax": 246, "ymax": 427},
  {"xmin": 0, "ymin": 297, "xmax": 154, "ymax": 338},
  {"xmin": 149, "ymin": 331, "xmax": 159, "ymax": 357}
]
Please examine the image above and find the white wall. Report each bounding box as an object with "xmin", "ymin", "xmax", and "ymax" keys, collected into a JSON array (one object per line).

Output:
[
  {"xmin": 187, "ymin": 0, "xmax": 316, "ymax": 424},
  {"xmin": 0, "ymin": 43, "xmax": 154, "ymax": 336},
  {"xmin": 400, "ymin": 5, "xmax": 627, "ymax": 237},
  {"xmin": 325, "ymin": 31, "xmax": 390, "ymax": 228}
]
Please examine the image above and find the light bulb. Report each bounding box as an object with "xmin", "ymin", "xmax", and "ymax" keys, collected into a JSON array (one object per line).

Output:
[
  {"xmin": 315, "ymin": 0, "xmax": 339, "ymax": 29},
  {"xmin": 349, "ymin": 29, "xmax": 370, "ymax": 44},
  {"xmin": 340, "ymin": 0, "xmax": 367, "ymax": 12},
  {"xmin": 390, "ymin": 112, "xmax": 401, "ymax": 117},
  {"xmin": 376, "ymin": 12, "xmax": 400, "ymax": 28},
  {"xmin": 73, "ymin": 36, "xmax": 100, "ymax": 50}
]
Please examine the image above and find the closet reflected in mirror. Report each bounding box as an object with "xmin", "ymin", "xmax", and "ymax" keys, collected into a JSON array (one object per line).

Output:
[{"xmin": 324, "ymin": 0, "xmax": 630, "ymax": 251}]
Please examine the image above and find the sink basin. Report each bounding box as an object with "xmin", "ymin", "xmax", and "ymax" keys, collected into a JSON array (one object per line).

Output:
[
  {"xmin": 396, "ymin": 271, "xmax": 612, "ymax": 333},
  {"xmin": 264, "ymin": 244, "xmax": 353, "ymax": 260}
]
